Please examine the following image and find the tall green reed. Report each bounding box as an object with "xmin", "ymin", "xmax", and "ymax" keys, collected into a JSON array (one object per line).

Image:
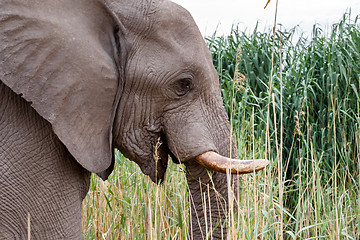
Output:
[{"xmin": 207, "ymin": 11, "xmax": 360, "ymax": 238}]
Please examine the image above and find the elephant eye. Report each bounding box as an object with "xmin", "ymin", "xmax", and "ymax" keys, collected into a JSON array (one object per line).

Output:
[{"xmin": 175, "ymin": 79, "xmax": 192, "ymax": 96}]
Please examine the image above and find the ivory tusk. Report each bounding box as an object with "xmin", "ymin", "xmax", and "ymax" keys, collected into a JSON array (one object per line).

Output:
[{"xmin": 195, "ymin": 151, "xmax": 270, "ymax": 174}]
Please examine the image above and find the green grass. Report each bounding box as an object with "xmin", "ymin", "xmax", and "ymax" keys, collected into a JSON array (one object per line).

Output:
[
  {"xmin": 82, "ymin": 150, "xmax": 189, "ymax": 239},
  {"xmin": 82, "ymin": 12, "xmax": 360, "ymax": 239}
]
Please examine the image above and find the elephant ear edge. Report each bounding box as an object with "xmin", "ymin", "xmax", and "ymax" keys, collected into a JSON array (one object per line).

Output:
[{"xmin": 0, "ymin": 1, "xmax": 120, "ymax": 179}]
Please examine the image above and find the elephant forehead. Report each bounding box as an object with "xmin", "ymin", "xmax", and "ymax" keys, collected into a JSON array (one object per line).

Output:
[
  {"xmin": 153, "ymin": 2, "xmax": 205, "ymax": 50},
  {"xmin": 138, "ymin": 1, "xmax": 215, "ymax": 75}
]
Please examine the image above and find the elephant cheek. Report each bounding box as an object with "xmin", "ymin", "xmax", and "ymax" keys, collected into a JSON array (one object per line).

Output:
[
  {"xmin": 113, "ymin": 127, "xmax": 169, "ymax": 184},
  {"xmin": 164, "ymin": 116, "xmax": 217, "ymax": 163},
  {"xmin": 163, "ymin": 99, "xmax": 235, "ymax": 163}
]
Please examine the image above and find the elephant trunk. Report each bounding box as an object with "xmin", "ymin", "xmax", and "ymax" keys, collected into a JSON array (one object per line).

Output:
[
  {"xmin": 185, "ymin": 160, "xmax": 238, "ymax": 239},
  {"xmin": 164, "ymin": 89, "xmax": 269, "ymax": 238},
  {"xmin": 183, "ymin": 101, "xmax": 240, "ymax": 239},
  {"xmin": 185, "ymin": 152, "xmax": 268, "ymax": 239}
]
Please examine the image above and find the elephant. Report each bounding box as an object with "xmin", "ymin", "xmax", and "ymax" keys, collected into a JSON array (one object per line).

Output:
[{"xmin": 0, "ymin": 0, "xmax": 269, "ymax": 239}]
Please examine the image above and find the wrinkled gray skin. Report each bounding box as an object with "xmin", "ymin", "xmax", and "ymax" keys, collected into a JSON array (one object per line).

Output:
[{"xmin": 0, "ymin": 0, "xmax": 238, "ymax": 239}]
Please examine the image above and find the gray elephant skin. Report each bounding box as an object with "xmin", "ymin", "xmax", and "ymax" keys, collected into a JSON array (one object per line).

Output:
[{"xmin": 0, "ymin": 0, "xmax": 249, "ymax": 239}]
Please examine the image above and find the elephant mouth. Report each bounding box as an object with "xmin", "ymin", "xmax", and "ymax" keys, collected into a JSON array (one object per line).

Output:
[{"xmin": 156, "ymin": 134, "xmax": 180, "ymax": 164}]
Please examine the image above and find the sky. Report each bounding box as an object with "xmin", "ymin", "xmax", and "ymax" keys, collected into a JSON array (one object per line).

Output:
[{"xmin": 171, "ymin": 0, "xmax": 360, "ymax": 37}]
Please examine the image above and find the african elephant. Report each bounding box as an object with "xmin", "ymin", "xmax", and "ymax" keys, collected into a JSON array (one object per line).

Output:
[{"xmin": 0, "ymin": 0, "xmax": 268, "ymax": 239}]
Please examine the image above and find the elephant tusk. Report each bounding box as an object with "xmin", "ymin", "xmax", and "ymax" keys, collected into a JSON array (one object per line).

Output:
[{"xmin": 195, "ymin": 151, "xmax": 270, "ymax": 174}]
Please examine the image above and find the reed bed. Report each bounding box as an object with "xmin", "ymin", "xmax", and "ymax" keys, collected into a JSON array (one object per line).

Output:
[{"xmin": 83, "ymin": 13, "xmax": 360, "ymax": 239}]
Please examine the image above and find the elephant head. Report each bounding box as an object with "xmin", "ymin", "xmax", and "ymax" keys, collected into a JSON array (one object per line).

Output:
[{"xmin": 0, "ymin": 0, "xmax": 268, "ymax": 238}]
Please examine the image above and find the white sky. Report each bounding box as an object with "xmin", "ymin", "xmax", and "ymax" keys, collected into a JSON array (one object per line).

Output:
[{"xmin": 171, "ymin": 0, "xmax": 360, "ymax": 37}]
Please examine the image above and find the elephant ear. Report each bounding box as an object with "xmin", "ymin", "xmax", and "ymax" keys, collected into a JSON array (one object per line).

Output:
[{"xmin": 0, "ymin": 1, "xmax": 120, "ymax": 179}]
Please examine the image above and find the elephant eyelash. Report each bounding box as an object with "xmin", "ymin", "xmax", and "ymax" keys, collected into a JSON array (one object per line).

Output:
[{"xmin": 179, "ymin": 79, "xmax": 191, "ymax": 87}]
